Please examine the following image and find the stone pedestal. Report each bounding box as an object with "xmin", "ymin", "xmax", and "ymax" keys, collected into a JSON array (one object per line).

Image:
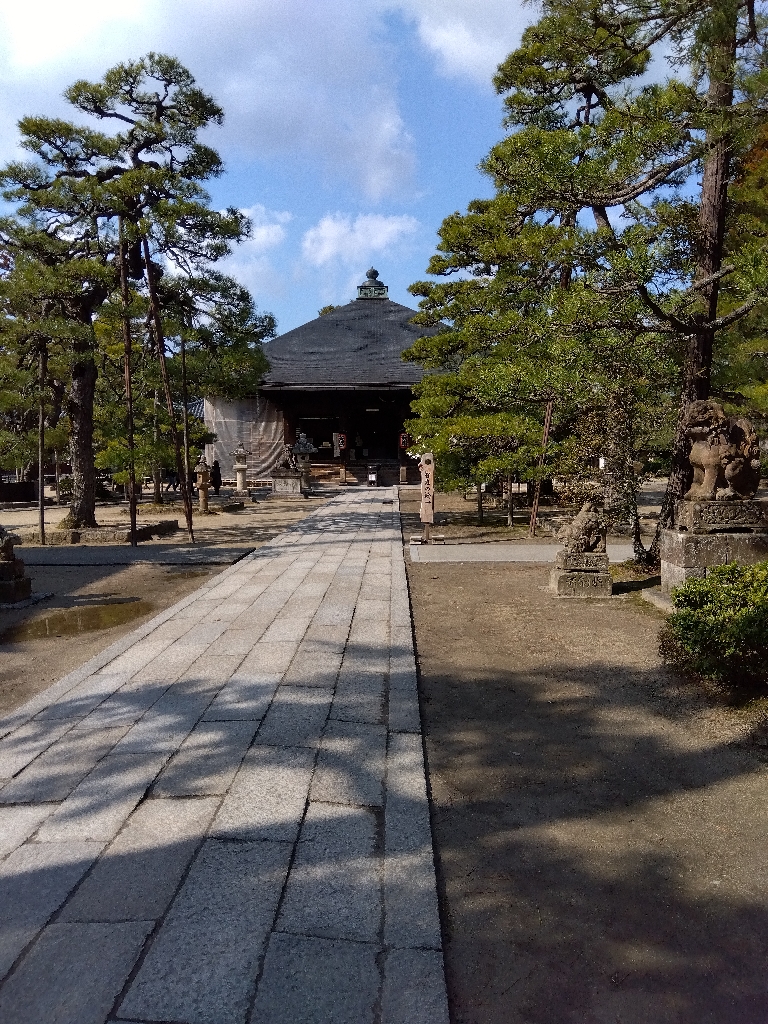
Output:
[
  {"xmin": 296, "ymin": 457, "xmax": 312, "ymax": 491},
  {"xmin": 233, "ymin": 465, "xmax": 248, "ymax": 495},
  {"xmin": 661, "ymin": 499, "xmax": 768, "ymax": 596},
  {"xmin": 271, "ymin": 470, "xmax": 304, "ymax": 497},
  {"xmin": 550, "ymin": 550, "xmax": 612, "ymax": 598},
  {"xmin": 675, "ymin": 498, "xmax": 768, "ymax": 533}
]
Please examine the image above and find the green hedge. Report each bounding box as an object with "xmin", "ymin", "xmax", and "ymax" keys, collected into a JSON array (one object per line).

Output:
[{"xmin": 660, "ymin": 562, "xmax": 768, "ymax": 686}]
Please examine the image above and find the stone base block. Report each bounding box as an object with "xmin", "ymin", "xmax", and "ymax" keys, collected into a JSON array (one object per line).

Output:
[
  {"xmin": 675, "ymin": 498, "xmax": 768, "ymax": 534},
  {"xmin": 16, "ymin": 521, "xmax": 178, "ymax": 545},
  {"xmin": 661, "ymin": 527, "xmax": 768, "ymax": 596},
  {"xmin": 0, "ymin": 559, "xmax": 24, "ymax": 581},
  {"xmin": 0, "ymin": 577, "xmax": 32, "ymax": 602},
  {"xmin": 661, "ymin": 529, "xmax": 768, "ymax": 570},
  {"xmin": 271, "ymin": 473, "xmax": 304, "ymax": 497},
  {"xmin": 660, "ymin": 562, "xmax": 705, "ymax": 596},
  {"xmin": 550, "ymin": 569, "xmax": 612, "ymax": 598},
  {"xmin": 554, "ymin": 550, "xmax": 609, "ymax": 571}
]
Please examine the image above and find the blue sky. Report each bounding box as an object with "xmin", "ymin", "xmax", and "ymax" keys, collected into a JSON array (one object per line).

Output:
[{"xmin": 0, "ymin": 0, "xmax": 535, "ymax": 332}]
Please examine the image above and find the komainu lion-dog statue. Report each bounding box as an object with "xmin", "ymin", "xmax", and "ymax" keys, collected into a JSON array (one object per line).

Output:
[
  {"xmin": 682, "ymin": 400, "xmax": 761, "ymax": 501},
  {"xmin": 556, "ymin": 500, "xmax": 607, "ymax": 552}
]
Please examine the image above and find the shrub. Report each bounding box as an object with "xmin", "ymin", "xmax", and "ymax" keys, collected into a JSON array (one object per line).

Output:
[{"xmin": 660, "ymin": 562, "xmax": 768, "ymax": 686}]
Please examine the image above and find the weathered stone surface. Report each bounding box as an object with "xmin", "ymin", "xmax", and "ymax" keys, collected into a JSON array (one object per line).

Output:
[
  {"xmin": 0, "ymin": 840, "xmax": 103, "ymax": 977},
  {"xmin": 660, "ymin": 526, "xmax": 768, "ymax": 595},
  {"xmin": 0, "ymin": 806, "xmax": 53, "ymax": 860},
  {"xmin": 59, "ymin": 797, "xmax": 217, "ymax": 922},
  {"xmin": 119, "ymin": 839, "xmax": 290, "ymax": 1024},
  {"xmin": 554, "ymin": 550, "xmax": 609, "ymax": 571},
  {"xmin": 251, "ymin": 933, "xmax": 379, "ymax": 1024},
  {"xmin": 0, "ymin": 719, "xmax": 76, "ymax": 780},
  {"xmin": 0, "ymin": 726, "xmax": 126, "ymax": 804},
  {"xmin": 311, "ymin": 720, "xmax": 387, "ymax": 807},
  {"xmin": 276, "ymin": 802, "xmax": 380, "ymax": 942},
  {"xmin": 255, "ymin": 685, "xmax": 332, "ymax": 748},
  {"xmin": 382, "ymin": 949, "xmax": 450, "ymax": 1024},
  {"xmin": 675, "ymin": 498, "xmax": 768, "ymax": 534},
  {"xmin": 36, "ymin": 752, "xmax": 167, "ymax": 843},
  {"xmin": 556, "ymin": 500, "xmax": 606, "ymax": 553},
  {"xmin": 0, "ymin": 921, "xmax": 153, "ymax": 1024},
  {"xmin": 212, "ymin": 744, "xmax": 314, "ymax": 842},
  {"xmin": 661, "ymin": 561, "xmax": 706, "ymax": 596},
  {"xmin": 660, "ymin": 527, "xmax": 768, "ymax": 568},
  {"xmin": 550, "ymin": 569, "xmax": 613, "ymax": 598},
  {"xmin": 152, "ymin": 721, "xmax": 257, "ymax": 797},
  {"xmin": 0, "ymin": 491, "xmax": 448, "ymax": 1021},
  {"xmin": 681, "ymin": 399, "xmax": 761, "ymax": 500},
  {"xmin": 271, "ymin": 471, "xmax": 303, "ymax": 496}
]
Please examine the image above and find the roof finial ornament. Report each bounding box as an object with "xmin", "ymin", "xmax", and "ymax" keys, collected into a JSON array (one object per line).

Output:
[{"xmin": 357, "ymin": 267, "xmax": 388, "ymax": 300}]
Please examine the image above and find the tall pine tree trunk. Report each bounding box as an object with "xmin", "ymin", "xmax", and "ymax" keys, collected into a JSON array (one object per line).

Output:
[
  {"xmin": 62, "ymin": 346, "xmax": 98, "ymax": 529},
  {"xmin": 650, "ymin": 10, "xmax": 737, "ymax": 561}
]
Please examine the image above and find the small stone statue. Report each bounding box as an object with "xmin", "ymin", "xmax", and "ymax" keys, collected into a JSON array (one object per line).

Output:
[
  {"xmin": 556, "ymin": 500, "xmax": 607, "ymax": 553},
  {"xmin": 277, "ymin": 445, "xmax": 300, "ymax": 472},
  {"xmin": 551, "ymin": 501, "xmax": 611, "ymax": 596},
  {"xmin": 682, "ymin": 399, "xmax": 761, "ymax": 501},
  {"xmin": 0, "ymin": 525, "xmax": 15, "ymax": 563},
  {"xmin": 0, "ymin": 525, "xmax": 32, "ymax": 603}
]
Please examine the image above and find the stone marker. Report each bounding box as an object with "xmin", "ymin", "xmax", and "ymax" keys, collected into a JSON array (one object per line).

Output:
[
  {"xmin": 417, "ymin": 452, "xmax": 435, "ymax": 544},
  {"xmin": 550, "ymin": 501, "xmax": 612, "ymax": 597},
  {"xmin": 0, "ymin": 525, "xmax": 32, "ymax": 603},
  {"xmin": 661, "ymin": 401, "xmax": 768, "ymax": 596}
]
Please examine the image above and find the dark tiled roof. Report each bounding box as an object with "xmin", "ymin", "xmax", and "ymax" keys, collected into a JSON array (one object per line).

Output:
[{"xmin": 262, "ymin": 298, "xmax": 439, "ymax": 389}]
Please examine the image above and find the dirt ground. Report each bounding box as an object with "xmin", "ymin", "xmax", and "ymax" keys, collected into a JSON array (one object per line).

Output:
[
  {"xmin": 407, "ymin": 561, "xmax": 768, "ymax": 1024},
  {"xmin": 0, "ymin": 494, "xmax": 327, "ymax": 716}
]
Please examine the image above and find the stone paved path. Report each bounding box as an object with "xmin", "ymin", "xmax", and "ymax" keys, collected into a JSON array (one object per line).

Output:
[{"xmin": 0, "ymin": 490, "xmax": 448, "ymax": 1024}]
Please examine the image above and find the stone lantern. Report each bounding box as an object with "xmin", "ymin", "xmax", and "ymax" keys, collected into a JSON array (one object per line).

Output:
[
  {"xmin": 291, "ymin": 433, "xmax": 317, "ymax": 491},
  {"xmin": 195, "ymin": 455, "xmax": 211, "ymax": 513},
  {"xmin": 230, "ymin": 441, "xmax": 251, "ymax": 496}
]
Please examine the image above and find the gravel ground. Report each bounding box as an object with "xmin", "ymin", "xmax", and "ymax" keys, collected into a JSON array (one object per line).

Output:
[{"xmin": 407, "ymin": 560, "xmax": 768, "ymax": 1024}]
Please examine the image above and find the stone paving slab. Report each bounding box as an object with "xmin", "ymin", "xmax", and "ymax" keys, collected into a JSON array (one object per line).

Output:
[{"xmin": 0, "ymin": 490, "xmax": 448, "ymax": 1023}]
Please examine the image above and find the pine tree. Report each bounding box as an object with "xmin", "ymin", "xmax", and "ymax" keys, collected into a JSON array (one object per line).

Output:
[
  {"xmin": 406, "ymin": 0, "xmax": 768, "ymax": 560},
  {"xmin": 0, "ymin": 54, "xmax": 253, "ymax": 529}
]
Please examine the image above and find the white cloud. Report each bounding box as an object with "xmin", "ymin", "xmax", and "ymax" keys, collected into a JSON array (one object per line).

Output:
[
  {"xmin": 0, "ymin": 0, "xmax": 417, "ymax": 200},
  {"xmin": 241, "ymin": 205, "xmax": 292, "ymax": 254},
  {"xmin": 301, "ymin": 213, "xmax": 419, "ymax": 267},
  {"xmin": 384, "ymin": 0, "xmax": 532, "ymax": 85},
  {"xmin": 216, "ymin": 204, "xmax": 292, "ymax": 305}
]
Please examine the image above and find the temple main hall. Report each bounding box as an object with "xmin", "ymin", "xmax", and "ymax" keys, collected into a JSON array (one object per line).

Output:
[{"xmin": 204, "ymin": 269, "xmax": 439, "ymax": 485}]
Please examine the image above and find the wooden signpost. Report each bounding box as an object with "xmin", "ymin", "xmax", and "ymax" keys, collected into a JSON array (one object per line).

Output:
[{"xmin": 419, "ymin": 452, "xmax": 435, "ymax": 543}]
